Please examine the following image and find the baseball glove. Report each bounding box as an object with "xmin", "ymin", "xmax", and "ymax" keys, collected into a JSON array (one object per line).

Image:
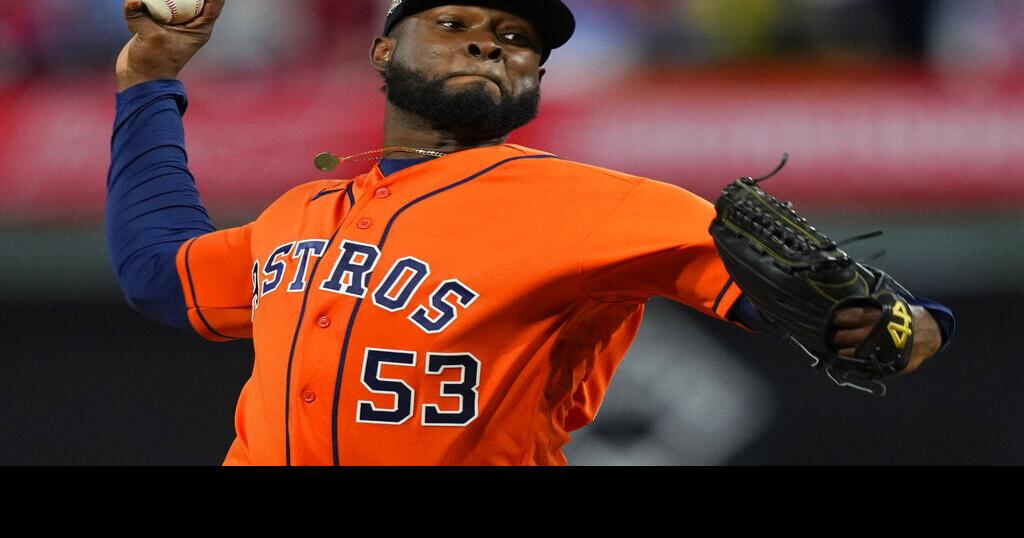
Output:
[{"xmin": 708, "ymin": 155, "xmax": 915, "ymax": 395}]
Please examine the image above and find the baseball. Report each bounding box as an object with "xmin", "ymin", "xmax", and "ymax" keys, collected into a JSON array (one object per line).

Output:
[{"xmin": 140, "ymin": 0, "xmax": 205, "ymax": 25}]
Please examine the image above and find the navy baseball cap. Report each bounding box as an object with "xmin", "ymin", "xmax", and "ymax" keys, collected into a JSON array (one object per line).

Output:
[{"xmin": 384, "ymin": 0, "xmax": 576, "ymax": 64}]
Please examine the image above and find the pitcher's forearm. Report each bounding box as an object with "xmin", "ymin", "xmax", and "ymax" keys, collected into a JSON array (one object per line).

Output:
[{"xmin": 107, "ymin": 80, "xmax": 213, "ymax": 329}]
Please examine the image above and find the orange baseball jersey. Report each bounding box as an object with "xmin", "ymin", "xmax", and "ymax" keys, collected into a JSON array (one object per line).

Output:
[{"xmin": 175, "ymin": 143, "xmax": 743, "ymax": 465}]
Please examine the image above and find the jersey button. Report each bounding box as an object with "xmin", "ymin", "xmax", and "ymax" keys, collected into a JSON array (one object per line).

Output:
[
  {"xmin": 375, "ymin": 188, "xmax": 391, "ymax": 199},
  {"xmin": 357, "ymin": 218, "xmax": 373, "ymax": 230},
  {"xmin": 316, "ymin": 316, "xmax": 331, "ymax": 329},
  {"xmin": 301, "ymin": 390, "xmax": 316, "ymax": 403}
]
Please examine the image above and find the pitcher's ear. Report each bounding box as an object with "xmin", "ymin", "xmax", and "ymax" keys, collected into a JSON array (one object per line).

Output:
[{"xmin": 371, "ymin": 36, "xmax": 395, "ymax": 75}]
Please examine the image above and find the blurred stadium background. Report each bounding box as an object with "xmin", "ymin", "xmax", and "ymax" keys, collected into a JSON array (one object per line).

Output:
[{"xmin": 1, "ymin": 0, "xmax": 1021, "ymax": 465}]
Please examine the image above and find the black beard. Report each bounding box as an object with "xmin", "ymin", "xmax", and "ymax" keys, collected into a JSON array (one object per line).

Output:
[{"xmin": 384, "ymin": 61, "xmax": 541, "ymax": 141}]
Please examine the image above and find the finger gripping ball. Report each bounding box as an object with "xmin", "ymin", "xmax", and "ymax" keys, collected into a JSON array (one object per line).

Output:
[{"xmin": 141, "ymin": 0, "xmax": 205, "ymax": 25}]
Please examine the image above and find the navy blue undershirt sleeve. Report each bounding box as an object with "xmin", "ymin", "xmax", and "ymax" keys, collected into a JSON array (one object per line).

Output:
[
  {"xmin": 728, "ymin": 296, "xmax": 785, "ymax": 338},
  {"xmin": 107, "ymin": 79, "xmax": 214, "ymax": 330},
  {"xmin": 906, "ymin": 295, "xmax": 955, "ymax": 353}
]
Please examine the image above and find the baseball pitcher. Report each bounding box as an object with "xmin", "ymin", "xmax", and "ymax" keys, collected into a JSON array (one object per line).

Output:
[{"xmin": 108, "ymin": 0, "xmax": 955, "ymax": 465}]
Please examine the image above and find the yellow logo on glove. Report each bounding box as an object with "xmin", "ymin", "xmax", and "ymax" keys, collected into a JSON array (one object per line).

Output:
[{"xmin": 887, "ymin": 300, "xmax": 913, "ymax": 349}]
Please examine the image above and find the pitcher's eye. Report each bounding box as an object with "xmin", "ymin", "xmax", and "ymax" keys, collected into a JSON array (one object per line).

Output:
[
  {"xmin": 503, "ymin": 32, "xmax": 527, "ymax": 45},
  {"xmin": 439, "ymin": 19, "xmax": 464, "ymax": 30}
]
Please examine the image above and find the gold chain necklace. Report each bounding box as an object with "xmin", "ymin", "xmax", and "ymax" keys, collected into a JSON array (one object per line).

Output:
[{"xmin": 314, "ymin": 147, "xmax": 448, "ymax": 172}]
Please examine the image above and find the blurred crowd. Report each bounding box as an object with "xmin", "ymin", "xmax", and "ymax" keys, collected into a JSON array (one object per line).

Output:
[{"xmin": 0, "ymin": 0, "xmax": 1021, "ymax": 84}]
